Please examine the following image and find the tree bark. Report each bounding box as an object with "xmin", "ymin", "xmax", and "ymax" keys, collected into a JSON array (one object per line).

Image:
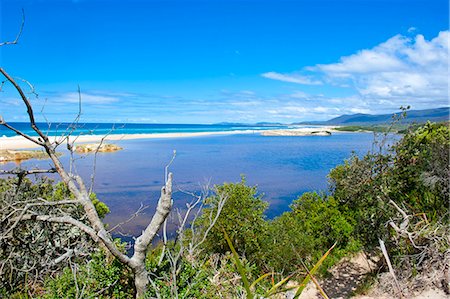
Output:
[
  {"xmin": 0, "ymin": 66, "xmax": 174, "ymax": 299},
  {"xmin": 130, "ymin": 173, "xmax": 173, "ymax": 298},
  {"xmin": 134, "ymin": 264, "xmax": 150, "ymax": 299}
]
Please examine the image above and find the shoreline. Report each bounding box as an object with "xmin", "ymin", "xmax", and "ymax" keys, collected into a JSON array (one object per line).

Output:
[
  {"xmin": 0, "ymin": 127, "xmax": 340, "ymax": 150},
  {"xmin": 261, "ymin": 126, "xmax": 338, "ymax": 136},
  {"xmin": 0, "ymin": 130, "xmax": 258, "ymax": 150}
]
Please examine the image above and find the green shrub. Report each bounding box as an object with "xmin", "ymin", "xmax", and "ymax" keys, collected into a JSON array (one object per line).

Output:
[
  {"xmin": 0, "ymin": 176, "xmax": 110, "ymax": 294},
  {"xmin": 328, "ymin": 122, "xmax": 449, "ymax": 249},
  {"xmin": 3, "ymin": 122, "xmax": 448, "ymax": 298},
  {"xmin": 145, "ymin": 246, "xmax": 213, "ymax": 298},
  {"xmin": 43, "ymin": 250, "xmax": 133, "ymax": 299},
  {"xmin": 193, "ymin": 177, "xmax": 269, "ymax": 264},
  {"xmin": 263, "ymin": 192, "xmax": 359, "ymax": 274},
  {"xmin": 391, "ymin": 122, "xmax": 449, "ymax": 219},
  {"xmin": 328, "ymin": 153, "xmax": 395, "ymax": 247}
]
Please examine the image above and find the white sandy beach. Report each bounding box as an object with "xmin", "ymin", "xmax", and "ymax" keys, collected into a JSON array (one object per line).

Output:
[
  {"xmin": 0, "ymin": 130, "xmax": 255, "ymax": 150},
  {"xmin": 0, "ymin": 127, "xmax": 340, "ymax": 150},
  {"xmin": 261, "ymin": 126, "xmax": 338, "ymax": 136}
]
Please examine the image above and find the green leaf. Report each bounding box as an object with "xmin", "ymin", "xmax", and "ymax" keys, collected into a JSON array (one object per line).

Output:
[
  {"xmin": 265, "ymin": 274, "xmax": 293, "ymax": 296},
  {"xmin": 293, "ymin": 242, "xmax": 336, "ymax": 298},
  {"xmin": 301, "ymin": 260, "xmax": 329, "ymax": 299},
  {"xmin": 223, "ymin": 229, "xmax": 253, "ymax": 299},
  {"xmin": 250, "ymin": 272, "xmax": 272, "ymax": 290}
]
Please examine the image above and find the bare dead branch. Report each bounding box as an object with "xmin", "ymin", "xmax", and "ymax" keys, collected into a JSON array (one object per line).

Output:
[
  {"xmin": 157, "ymin": 218, "xmax": 169, "ymax": 266},
  {"xmin": 174, "ymin": 187, "xmax": 203, "ymax": 241},
  {"xmin": 132, "ymin": 173, "xmax": 173, "ymax": 261},
  {"xmin": 0, "ymin": 168, "xmax": 57, "ymax": 176},
  {"xmin": 87, "ymin": 124, "xmax": 121, "ymax": 194},
  {"xmin": 1, "ymin": 38, "xmax": 175, "ymax": 296},
  {"xmin": 51, "ymin": 249, "xmax": 79, "ymax": 266},
  {"xmin": 107, "ymin": 202, "xmax": 149, "ymax": 233},
  {"xmin": 0, "ymin": 68, "xmax": 49, "ymax": 143},
  {"xmin": 188, "ymin": 188, "xmax": 227, "ymax": 258},
  {"xmin": 0, "ymin": 9, "xmax": 25, "ymax": 47},
  {"xmin": 388, "ymin": 198, "xmax": 408, "ymax": 220},
  {"xmin": 379, "ymin": 239, "xmax": 404, "ymax": 298},
  {"xmin": 165, "ymin": 150, "xmax": 176, "ymax": 184},
  {"xmin": 130, "ymin": 173, "xmax": 173, "ymax": 298},
  {"xmin": 55, "ymin": 86, "xmax": 84, "ymax": 149},
  {"xmin": 0, "ymin": 122, "xmax": 44, "ymax": 145},
  {"xmin": 11, "ymin": 214, "xmax": 99, "ymax": 242},
  {"xmin": 152, "ymin": 182, "xmax": 226, "ymax": 298},
  {"xmin": 15, "ymin": 76, "xmax": 39, "ymax": 98}
]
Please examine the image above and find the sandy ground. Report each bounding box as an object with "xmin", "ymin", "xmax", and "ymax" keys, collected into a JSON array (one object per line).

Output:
[
  {"xmin": 261, "ymin": 126, "xmax": 338, "ymax": 136},
  {"xmin": 0, "ymin": 127, "xmax": 340, "ymax": 150},
  {"xmin": 0, "ymin": 130, "xmax": 257, "ymax": 150},
  {"xmin": 353, "ymin": 288, "xmax": 448, "ymax": 299},
  {"xmin": 283, "ymin": 252, "xmax": 448, "ymax": 299}
]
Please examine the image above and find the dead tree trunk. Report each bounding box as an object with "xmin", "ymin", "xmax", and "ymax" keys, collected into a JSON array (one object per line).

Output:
[{"xmin": 0, "ymin": 67, "xmax": 173, "ymax": 298}]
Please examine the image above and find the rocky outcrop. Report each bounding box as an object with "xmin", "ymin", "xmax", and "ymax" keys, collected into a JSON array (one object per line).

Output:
[
  {"xmin": 74, "ymin": 143, "xmax": 123, "ymax": 153},
  {"xmin": 0, "ymin": 150, "xmax": 49, "ymax": 162}
]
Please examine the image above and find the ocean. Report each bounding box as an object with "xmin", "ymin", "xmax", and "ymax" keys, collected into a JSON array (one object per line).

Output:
[
  {"xmin": 1, "ymin": 123, "xmax": 379, "ymax": 235},
  {"xmin": 0, "ymin": 122, "xmax": 291, "ymax": 137}
]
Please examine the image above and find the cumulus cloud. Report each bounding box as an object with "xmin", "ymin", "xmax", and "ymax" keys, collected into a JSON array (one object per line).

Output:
[
  {"xmin": 261, "ymin": 71, "xmax": 323, "ymax": 85},
  {"xmin": 316, "ymin": 35, "xmax": 410, "ymax": 74},
  {"xmin": 318, "ymin": 31, "xmax": 448, "ymax": 104},
  {"xmin": 262, "ymin": 30, "xmax": 449, "ymax": 111}
]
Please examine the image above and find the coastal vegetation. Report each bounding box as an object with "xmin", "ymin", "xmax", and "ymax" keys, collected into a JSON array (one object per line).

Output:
[
  {"xmin": 333, "ymin": 125, "xmax": 397, "ymax": 133},
  {"xmin": 332, "ymin": 122, "xmax": 435, "ymax": 134},
  {"xmin": 0, "ymin": 66, "xmax": 174, "ymax": 298},
  {"xmin": 1, "ymin": 121, "xmax": 448, "ymax": 298},
  {"xmin": 1, "ymin": 2, "xmax": 448, "ymax": 298}
]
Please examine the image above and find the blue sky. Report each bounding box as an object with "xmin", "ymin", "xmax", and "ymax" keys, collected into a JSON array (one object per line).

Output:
[{"xmin": 1, "ymin": 0, "xmax": 448, "ymax": 123}]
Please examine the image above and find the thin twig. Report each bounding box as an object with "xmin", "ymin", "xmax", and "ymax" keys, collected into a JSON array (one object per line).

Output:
[
  {"xmin": 0, "ymin": 9, "xmax": 25, "ymax": 47},
  {"xmin": 107, "ymin": 203, "xmax": 149, "ymax": 233}
]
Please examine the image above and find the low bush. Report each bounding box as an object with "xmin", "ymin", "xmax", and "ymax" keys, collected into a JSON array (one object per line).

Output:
[
  {"xmin": 192, "ymin": 177, "xmax": 268, "ymax": 265},
  {"xmin": 43, "ymin": 250, "xmax": 134, "ymax": 299},
  {"xmin": 263, "ymin": 192, "xmax": 360, "ymax": 274}
]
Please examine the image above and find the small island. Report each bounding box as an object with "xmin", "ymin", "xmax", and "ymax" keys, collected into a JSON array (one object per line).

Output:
[
  {"xmin": 75, "ymin": 143, "xmax": 123, "ymax": 153},
  {"xmin": 0, "ymin": 149, "xmax": 50, "ymax": 163}
]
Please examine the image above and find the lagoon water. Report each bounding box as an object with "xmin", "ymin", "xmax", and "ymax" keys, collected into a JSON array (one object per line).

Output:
[{"xmin": 2, "ymin": 131, "xmax": 378, "ymax": 235}]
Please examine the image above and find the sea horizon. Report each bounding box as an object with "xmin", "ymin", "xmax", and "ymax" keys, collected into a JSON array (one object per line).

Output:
[{"xmin": 0, "ymin": 122, "xmax": 327, "ymax": 138}]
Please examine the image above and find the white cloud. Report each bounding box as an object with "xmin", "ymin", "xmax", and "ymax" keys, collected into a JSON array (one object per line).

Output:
[
  {"xmin": 319, "ymin": 31, "xmax": 449, "ymax": 106},
  {"xmin": 0, "ymin": 98, "xmax": 22, "ymax": 106},
  {"xmin": 261, "ymin": 71, "xmax": 322, "ymax": 85},
  {"xmin": 263, "ymin": 30, "xmax": 449, "ymax": 112},
  {"xmin": 60, "ymin": 92, "xmax": 120, "ymax": 104},
  {"xmin": 317, "ymin": 35, "xmax": 408, "ymax": 74},
  {"xmin": 349, "ymin": 107, "xmax": 371, "ymax": 114},
  {"xmin": 402, "ymin": 32, "xmax": 448, "ymax": 66},
  {"xmin": 312, "ymin": 106, "xmax": 339, "ymax": 113}
]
